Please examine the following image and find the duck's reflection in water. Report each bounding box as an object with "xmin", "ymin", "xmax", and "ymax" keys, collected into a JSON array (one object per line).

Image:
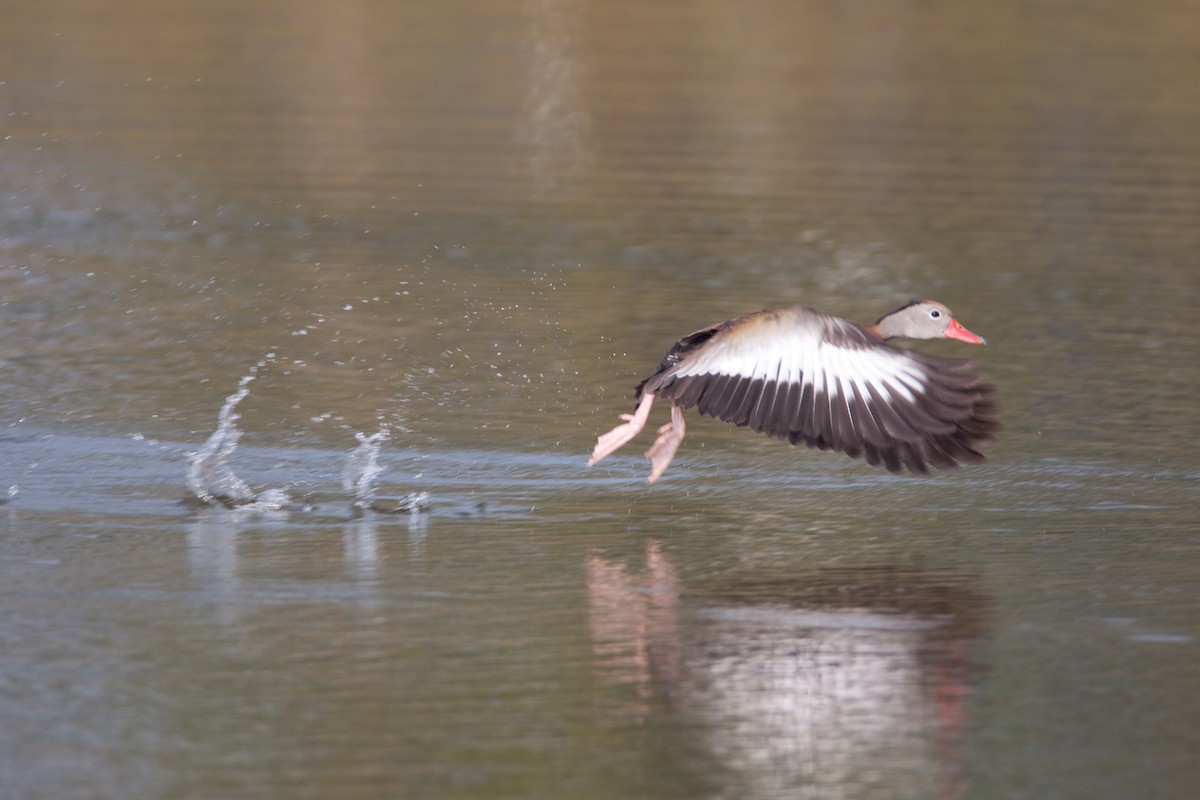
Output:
[{"xmin": 587, "ymin": 542, "xmax": 987, "ymax": 800}]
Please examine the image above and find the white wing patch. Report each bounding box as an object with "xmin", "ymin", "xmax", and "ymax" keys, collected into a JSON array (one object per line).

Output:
[{"xmin": 672, "ymin": 316, "xmax": 928, "ymax": 406}]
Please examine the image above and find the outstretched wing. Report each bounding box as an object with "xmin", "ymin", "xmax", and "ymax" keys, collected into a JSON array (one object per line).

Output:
[{"xmin": 640, "ymin": 308, "xmax": 998, "ymax": 473}]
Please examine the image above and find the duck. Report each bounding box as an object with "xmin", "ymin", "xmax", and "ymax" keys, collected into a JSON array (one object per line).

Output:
[{"xmin": 588, "ymin": 299, "xmax": 998, "ymax": 483}]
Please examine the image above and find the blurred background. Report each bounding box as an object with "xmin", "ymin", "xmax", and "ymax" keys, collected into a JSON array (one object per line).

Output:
[{"xmin": 1, "ymin": 2, "xmax": 1197, "ymax": 798}]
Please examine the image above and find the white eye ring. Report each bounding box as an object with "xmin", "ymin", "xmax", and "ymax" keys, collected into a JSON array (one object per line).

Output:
[{"xmin": 929, "ymin": 309, "xmax": 942, "ymax": 318}]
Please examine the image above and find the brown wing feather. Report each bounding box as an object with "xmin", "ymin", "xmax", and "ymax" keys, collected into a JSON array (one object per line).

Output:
[{"xmin": 635, "ymin": 308, "xmax": 999, "ymax": 474}]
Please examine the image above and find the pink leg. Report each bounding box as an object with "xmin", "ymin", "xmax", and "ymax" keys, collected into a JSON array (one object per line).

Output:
[
  {"xmin": 645, "ymin": 403, "xmax": 686, "ymax": 484},
  {"xmin": 588, "ymin": 393, "xmax": 656, "ymax": 467}
]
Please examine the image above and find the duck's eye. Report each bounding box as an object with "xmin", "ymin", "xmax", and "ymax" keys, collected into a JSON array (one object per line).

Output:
[{"xmin": 929, "ymin": 309, "xmax": 942, "ymax": 319}]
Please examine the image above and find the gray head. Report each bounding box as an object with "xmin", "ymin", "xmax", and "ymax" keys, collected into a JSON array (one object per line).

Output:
[{"xmin": 872, "ymin": 300, "xmax": 986, "ymax": 343}]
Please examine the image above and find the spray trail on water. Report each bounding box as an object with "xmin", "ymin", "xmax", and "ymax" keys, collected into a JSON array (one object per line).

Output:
[
  {"xmin": 186, "ymin": 358, "xmax": 290, "ymax": 511},
  {"xmin": 343, "ymin": 426, "xmax": 390, "ymax": 508},
  {"xmin": 343, "ymin": 424, "xmax": 430, "ymax": 514}
]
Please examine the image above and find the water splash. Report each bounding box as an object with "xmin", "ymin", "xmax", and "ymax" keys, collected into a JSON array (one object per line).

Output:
[
  {"xmin": 343, "ymin": 426, "xmax": 391, "ymax": 508},
  {"xmin": 187, "ymin": 359, "xmax": 289, "ymax": 510},
  {"xmin": 342, "ymin": 425, "xmax": 430, "ymax": 514},
  {"xmin": 186, "ymin": 356, "xmax": 432, "ymax": 516}
]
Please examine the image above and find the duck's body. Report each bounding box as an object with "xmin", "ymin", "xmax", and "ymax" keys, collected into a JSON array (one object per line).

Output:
[{"xmin": 588, "ymin": 300, "xmax": 998, "ymax": 483}]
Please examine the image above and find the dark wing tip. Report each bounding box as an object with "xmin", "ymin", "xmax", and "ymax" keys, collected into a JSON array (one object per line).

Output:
[{"xmin": 634, "ymin": 318, "xmax": 999, "ymax": 476}]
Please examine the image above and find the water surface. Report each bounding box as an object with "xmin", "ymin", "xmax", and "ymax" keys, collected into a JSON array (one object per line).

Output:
[{"xmin": 1, "ymin": 2, "xmax": 1198, "ymax": 798}]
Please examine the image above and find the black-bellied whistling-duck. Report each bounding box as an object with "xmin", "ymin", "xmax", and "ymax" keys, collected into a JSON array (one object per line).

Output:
[{"xmin": 588, "ymin": 300, "xmax": 998, "ymax": 483}]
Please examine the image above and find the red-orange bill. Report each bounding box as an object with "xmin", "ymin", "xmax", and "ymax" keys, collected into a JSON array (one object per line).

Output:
[{"xmin": 944, "ymin": 318, "xmax": 987, "ymax": 344}]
